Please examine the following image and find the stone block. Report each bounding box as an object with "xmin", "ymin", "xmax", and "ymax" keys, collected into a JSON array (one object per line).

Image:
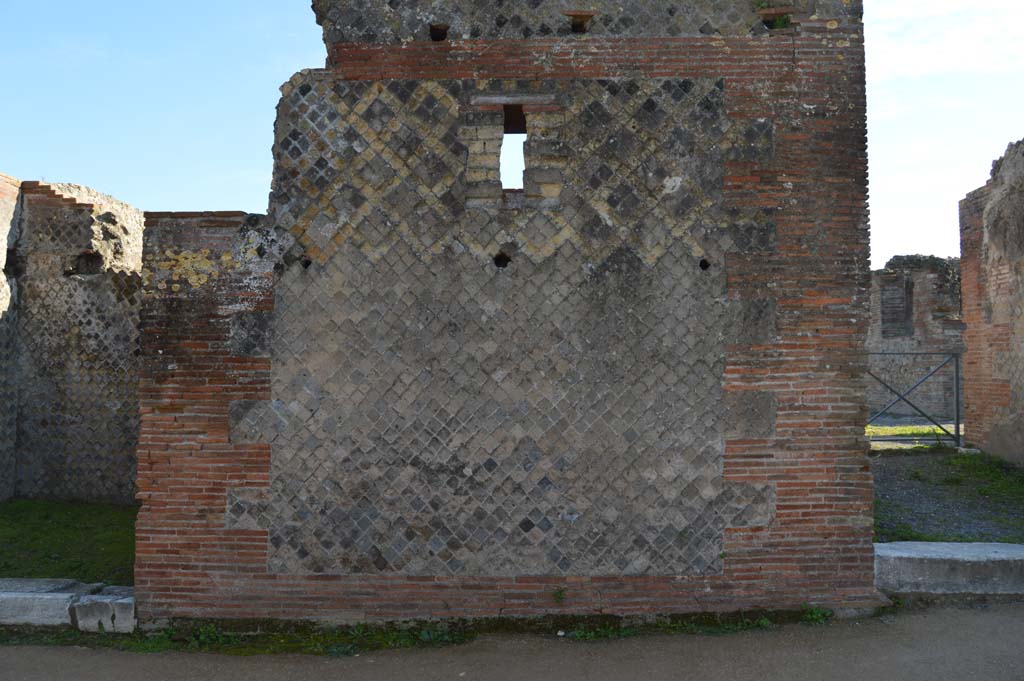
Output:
[
  {"xmin": 230, "ymin": 310, "xmax": 273, "ymax": 357},
  {"xmin": 728, "ymin": 298, "xmax": 778, "ymax": 346},
  {"xmin": 725, "ymin": 391, "xmax": 778, "ymax": 440},
  {"xmin": 0, "ymin": 593, "xmax": 74, "ymax": 626},
  {"xmin": 72, "ymin": 595, "xmax": 137, "ymax": 634}
]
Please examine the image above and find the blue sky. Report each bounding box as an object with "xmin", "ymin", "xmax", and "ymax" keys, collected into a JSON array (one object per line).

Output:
[
  {"xmin": 0, "ymin": 2, "xmax": 322, "ymax": 212},
  {"xmin": 2, "ymin": 1, "xmax": 1021, "ymax": 269}
]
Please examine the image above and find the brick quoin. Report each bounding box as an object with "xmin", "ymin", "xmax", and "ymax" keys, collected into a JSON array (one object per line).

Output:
[{"xmin": 135, "ymin": 3, "xmax": 883, "ymax": 624}]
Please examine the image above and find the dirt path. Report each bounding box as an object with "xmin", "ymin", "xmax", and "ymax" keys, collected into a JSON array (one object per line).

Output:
[{"xmin": 3, "ymin": 605, "xmax": 1024, "ymax": 681}]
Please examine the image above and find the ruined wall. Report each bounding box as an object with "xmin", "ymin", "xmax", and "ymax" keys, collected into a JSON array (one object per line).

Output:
[
  {"xmin": 312, "ymin": 0, "xmax": 861, "ymax": 42},
  {"xmin": 136, "ymin": 0, "xmax": 881, "ymax": 623},
  {"xmin": 961, "ymin": 140, "xmax": 1024, "ymax": 463},
  {"xmin": 12, "ymin": 182, "xmax": 143, "ymax": 502},
  {"xmin": 867, "ymin": 256, "xmax": 964, "ymax": 421},
  {"xmin": 0, "ymin": 174, "xmax": 20, "ymax": 501}
]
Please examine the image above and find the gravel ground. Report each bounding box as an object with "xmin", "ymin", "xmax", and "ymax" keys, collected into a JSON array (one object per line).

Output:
[{"xmin": 871, "ymin": 451, "xmax": 1024, "ymax": 543}]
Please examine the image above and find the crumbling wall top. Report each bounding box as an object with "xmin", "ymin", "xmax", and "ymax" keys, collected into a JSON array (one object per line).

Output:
[
  {"xmin": 881, "ymin": 255, "xmax": 961, "ymax": 304},
  {"xmin": 983, "ymin": 138, "xmax": 1024, "ymax": 264},
  {"xmin": 312, "ymin": 0, "xmax": 863, "ymax": 45},
  {"xmin": 0, "ymin": 174, "xmax": 19, "ymax": 272},
  {"xmin": 18, "ymin": 182, "xmax": 145, "ymax": 274}
]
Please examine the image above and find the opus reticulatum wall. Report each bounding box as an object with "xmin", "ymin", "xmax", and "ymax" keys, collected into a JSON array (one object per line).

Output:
[
  {"xmin": 0, "ymin": 178, "xmax": 143, "ymax": 504},
  {"xmin": 135, "ymin": 0, "xmax": 882, "ymax": 623},
  {"xmin": 0, "ymin": 174, "xmax": 19, "ymax": 501}
]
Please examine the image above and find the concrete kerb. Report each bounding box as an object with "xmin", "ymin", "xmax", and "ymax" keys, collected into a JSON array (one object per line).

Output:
[
  {"xmin": 0, "ymin": 580, "xmax": 134, "ymax": 631},
  {"xmin": 876, "ymin": 543, "xmax": 1024, "ymax": 596}
]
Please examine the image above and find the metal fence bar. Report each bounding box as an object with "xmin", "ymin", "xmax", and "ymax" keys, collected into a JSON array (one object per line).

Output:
[
  {"xmin": 867, "ymin": 355, "xmax": 954, "ymax": 425},
  {"xmin": 868, "ymin": 370, "xmax": 958, "ymax": 440},
  {"xmin": 868, "ymin": 352, "xmax": 959, "ymax": 356},
  {"xmin": 866, "ymin": 352, "xmax": 963, "ymax": 446},
  {"xmin": 954, "ymin": 354, "xmax": 962, "ymax": 448}
]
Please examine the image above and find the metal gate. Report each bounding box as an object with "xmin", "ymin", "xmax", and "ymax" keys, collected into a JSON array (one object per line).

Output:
[{"xmin": 868, "ymin": 352, "xmax": 962, "ymax": 447}]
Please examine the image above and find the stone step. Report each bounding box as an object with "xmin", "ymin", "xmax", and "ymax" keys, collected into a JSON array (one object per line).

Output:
[{"xmin": 876, "ymin": 543, "xmax": 1024, "ymax": 596}]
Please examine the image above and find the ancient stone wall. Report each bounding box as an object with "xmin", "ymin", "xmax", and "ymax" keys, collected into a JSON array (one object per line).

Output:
[
  {"xmin": 136, "ymin": 0, "xmax": 882, "ymax": 623},
  {"xmin": 9, "ymin": 182, "xmax": 143, "ymax": 503},
  {"xmin": 961, "ymin": 140, "xmax": 1024, "ymax": 463},
  {"xmin": 312, "ymin": 0, "xmax": 861, "ymax": 43},
  {"xmin": 0, "ymin": 174, "xmax": 20, "ymax": 501},
  {"xmin": 867, "ymin": 256, "xmax": 964, "ymax": 421}
]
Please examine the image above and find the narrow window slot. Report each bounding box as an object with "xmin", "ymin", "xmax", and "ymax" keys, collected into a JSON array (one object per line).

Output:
[{"xmin": 500, "ymin": 105, "xmax": 528, "ymax": 190}]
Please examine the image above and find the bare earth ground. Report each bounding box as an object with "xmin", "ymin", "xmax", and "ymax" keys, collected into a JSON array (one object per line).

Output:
[
  {"xmin": 872, "ymin": 450, "xmax": 1024, "ymax": 543},
  {"xmin": 2, "ymin": 605, "xmax": 1024, "ymax": 681}
]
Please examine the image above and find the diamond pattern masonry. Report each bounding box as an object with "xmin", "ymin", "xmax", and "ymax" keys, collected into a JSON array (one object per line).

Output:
[
  {"xmin": 226, "ymin": 75, "xmax": 777, "ymax": 577},
  {"xmin": 312, "ymin": 0, "xmax": 858, "ymax": 43},
  {"xmin": 10, "ymin": 182, "xmax": 144, "ymax": 503}
]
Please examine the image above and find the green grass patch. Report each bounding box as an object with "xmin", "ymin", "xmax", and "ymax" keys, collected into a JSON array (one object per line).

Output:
[
  {"xmin": 0, "ymin": 499, "xmax": 137, "ymax": 585},
  {"xmin": 871, "ymin": 444, "xmax": 958, "ymax": 455},
  {"xmin": 944, "ymin": 453, "xmax": 1024, "ymax": 505},
  {"xmin": 866, "ymin": 424, "xmax": 952, "ymax": 439},
  {"xmin": 873, "ymin": 450, "xmax": 1024, "ymax": 543}
]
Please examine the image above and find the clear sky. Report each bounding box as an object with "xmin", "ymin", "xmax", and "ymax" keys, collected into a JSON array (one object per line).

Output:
[{"xmin": 1, "ymin": 1, "xmax": 1021, "ymax": 269}]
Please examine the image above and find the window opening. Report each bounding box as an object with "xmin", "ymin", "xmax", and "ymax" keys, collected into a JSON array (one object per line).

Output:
[
  {"xmin": 500, "ymin": 105, "xmax": 527, "ymax": 190},
  {"xmin": 563, "ymin": 10, "xmax": 598, "ymax": 34}
]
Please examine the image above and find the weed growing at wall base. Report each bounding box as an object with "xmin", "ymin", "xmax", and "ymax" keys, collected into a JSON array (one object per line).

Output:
[
  {"xmin": 0, "ymin": 611, "xmax": 832, "ymax": 656},
  {"xmin": 799, "ymin": 606, "xmax": 833, "ymax": 626}
]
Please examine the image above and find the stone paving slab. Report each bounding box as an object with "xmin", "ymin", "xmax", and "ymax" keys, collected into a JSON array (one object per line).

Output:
[{"xmin": 876, "ymin": 542, "xmax": 1024, "ymax": 595}]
